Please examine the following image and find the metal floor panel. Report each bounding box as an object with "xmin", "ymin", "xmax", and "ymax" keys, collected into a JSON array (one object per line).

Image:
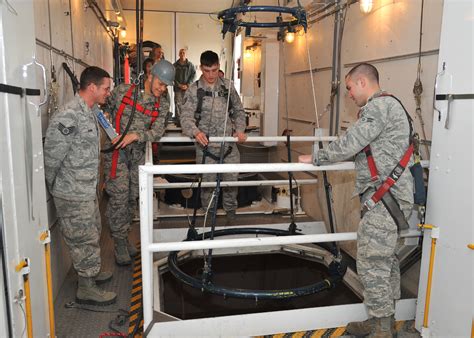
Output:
[{"xmin": 54, "ymin": 215, "xmax": 140, "ymax": 337}]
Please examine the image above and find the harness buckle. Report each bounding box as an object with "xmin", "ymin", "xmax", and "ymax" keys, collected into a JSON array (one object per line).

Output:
[{"xmin": 363, "ymin": 198, "xmax": 377, "ymax": 211}]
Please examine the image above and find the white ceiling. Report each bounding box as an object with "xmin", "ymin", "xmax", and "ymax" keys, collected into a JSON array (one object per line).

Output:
[{"xmin": 120, "ymin": 0, "xmax": 235, "ymax": 14}]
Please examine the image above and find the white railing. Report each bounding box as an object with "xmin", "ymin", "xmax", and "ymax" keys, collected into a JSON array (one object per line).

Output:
[
  {"xmin": 139, "ymin": 135, "xmax": 430, "ymax": 331},
  {"xmin": 158, "ymin": 135, "xmax": 338, "ymax": 143},
  {"xmin": 139, "ymin": 160, "xmax": 355, "ymax": 329}
]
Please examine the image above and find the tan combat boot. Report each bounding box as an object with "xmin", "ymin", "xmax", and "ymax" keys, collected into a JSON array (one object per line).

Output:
[
  {"xmin": 114, "ymin": 239, "xmax": 132, "ymax": 266},
  {"xmin": 346, "ymin": 317, "xmax": 375, "ymax": 336},
  {"xmin": 76, "ymin": 277, "xmax": 117, "ymax": 306},
  {"xmin": 95, "ymin": 271, "xmax": 113, "ymax": 285},
  {"xmin": 368, "ymin": 316, "xmax": 395, "ymax": 338}
]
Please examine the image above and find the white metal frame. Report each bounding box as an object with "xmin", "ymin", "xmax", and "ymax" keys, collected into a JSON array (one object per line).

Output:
[{"xmin": 139, "ymin": 160, "xmax": 421, "ymax": 334}]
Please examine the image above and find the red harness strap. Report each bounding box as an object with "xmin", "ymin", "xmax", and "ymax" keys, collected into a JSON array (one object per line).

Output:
[
  {"xmin": 362, "ymin": 93, "xmax": 414, "ymax": 210},
  {"xmin": 110, "ymin": 85, "xmax": 160, "ymax": 179},
  {"xmin": 363, "ymin": 143, "xmax": 414, "ymax": 210}
]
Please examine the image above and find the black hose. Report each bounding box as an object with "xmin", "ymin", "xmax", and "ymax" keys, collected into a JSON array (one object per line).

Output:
[
  {"xmin": 167, "ymin": 227, "xmax": 346, "ymax": 300},
  {"xmin": 319, "ymin": 141, "xmax": 339, "ymax": 256},
  {"xmin": 286, "ymin": 134, "xmax": 297, "ymax": 234},
  {"xmin": 62, "ymin": 62, "xmax": 79, "ymax": 94}
]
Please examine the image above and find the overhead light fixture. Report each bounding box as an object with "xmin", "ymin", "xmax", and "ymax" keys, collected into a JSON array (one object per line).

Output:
[
  {"xmin": 360, "ymin": 0, "xmax": 373, "ymax": 14},
  {"xmin": 285, "ymin": 31, "xmax": 295, "ymax": 43},
  {"xmin": 244, "ymin": 46, "xmax": 253, "ymax": 58},
  {"xmin": 120, "ymin": 29, "xmax": 127, "ymax": 38}
]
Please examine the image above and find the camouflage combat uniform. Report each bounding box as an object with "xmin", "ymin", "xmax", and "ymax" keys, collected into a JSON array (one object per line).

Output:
[
  {"xmin": 44, "ymin": 94, "xmax": 102, "ymax": 278},
  {"xmin": 103, "ymin": 84, "xmax": 169, "ymax": 240},
  {"xmin": 173, "ymin": 59, "xmax": 196, "ymax": 118},
  {"xmin": 180, "ymin": 77, "xmax": 245, "ymax": 212},
  {"xmin": 315, "ymin": 90, "xmax": 414, "ymax": 318}
]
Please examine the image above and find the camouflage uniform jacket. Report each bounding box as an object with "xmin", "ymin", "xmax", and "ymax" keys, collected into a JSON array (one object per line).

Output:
[
  {"xmin": 173, "ymin": 59, "xmax": 196, "ymax": 91},
  {"xmin": 104, "ymin": 83, "xmax": 170, "ymax": 144},
  {"xmin": 44, "ymin": 94, "xmax": 100, "ymax": 201},
  {"xmin": 316, "ymin": 90, "xmax": 414, "ymax": 204},
  {"xmin": 180, "ymin": 76, "xmax": 245, "ymax": 144}
]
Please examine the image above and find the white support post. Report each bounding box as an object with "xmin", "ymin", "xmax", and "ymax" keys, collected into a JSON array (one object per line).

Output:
[{"xmin": 139, "ymin": 168, "xmax": 154, "ymax": 330}]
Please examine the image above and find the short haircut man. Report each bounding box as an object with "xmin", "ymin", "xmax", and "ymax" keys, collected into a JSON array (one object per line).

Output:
[
  {"xmin": 345, "ymin": 62, "xmax": 379, "ymax": 83},
  {"xmin": 200, "ymin": 50, "xmax": 219, "ymax": 67},
  {"xmin": 79, "ymin": 66, "xmax": 110, "ymax": 91}
]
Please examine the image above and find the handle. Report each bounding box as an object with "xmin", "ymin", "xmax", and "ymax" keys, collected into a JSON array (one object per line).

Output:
[
  {"xmin": 432, "ymin": 62, "xmax": 446, "ymax": 121},
  {"xmin": 23, "ymin": 56, "xmax": 49, "ymax": 115}
]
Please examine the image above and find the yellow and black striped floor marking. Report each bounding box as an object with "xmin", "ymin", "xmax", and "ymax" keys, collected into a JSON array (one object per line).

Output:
[
  {"xmin": 128, "ymin": 244, "xmax": 144, "ymax": 337},
  {"xmin": 256, "ymin": 320, "xmax": 414, "ymax": 338}
]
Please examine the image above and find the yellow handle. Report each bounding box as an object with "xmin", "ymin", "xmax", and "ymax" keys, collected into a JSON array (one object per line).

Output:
[
  {"xmin": 468, "ymin": 244, "xmax": 474, "ymax": 250},
  {"xmin": 15, "ymin": 260, "xmax": 27, "ymax": 272}
]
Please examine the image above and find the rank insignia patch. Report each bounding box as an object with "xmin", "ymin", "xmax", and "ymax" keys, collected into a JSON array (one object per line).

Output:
[{"xmin": 58, "ymin": 122, "xmax": 75, "ymax": 135}]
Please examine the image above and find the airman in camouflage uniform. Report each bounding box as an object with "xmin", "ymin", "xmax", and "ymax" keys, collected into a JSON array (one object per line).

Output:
[
  {"xmin": 103, "ymin": 60, "xmax": 173, "ymax": 265},
  {"xmin": 314, "ymin": 64, "xmax": 414, "ymax": 337},
  {"xmin": 180, "ymin": 50, "xmax": 246, "ymax": 218},
  {"xmin": 44, "ymin": 66, "xmax": 117, "ymax": 306}
]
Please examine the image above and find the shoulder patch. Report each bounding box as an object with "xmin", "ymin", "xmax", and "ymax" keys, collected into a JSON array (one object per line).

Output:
[{"xmin": 58, "ymin": 122, "xmax": 75, "ymax": 135}]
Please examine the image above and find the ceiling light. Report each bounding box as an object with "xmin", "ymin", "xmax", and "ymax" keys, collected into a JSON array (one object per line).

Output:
[
  {"xmin": 244, "ymin": 47, "xmax": 252, "ymax": 58},
  {"xmin": 120, "ymin": 29, "xmax": 126, "ymax": 38},
  {"xmin": 285, "ymin": 31, "xmax": 295, "ymax": 43},
  {"xmin": 360, "ymin": 0, "xmax": 373, "ymax": 14}
]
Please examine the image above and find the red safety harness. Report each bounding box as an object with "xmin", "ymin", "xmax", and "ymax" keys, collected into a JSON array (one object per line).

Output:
[
  {"xmin": 361, "ymin": 93, "xmax": 414, "ymax": 217},
  {"xmin": 110, "ymin": 85, "xmax": 160, "ymax": 178}
]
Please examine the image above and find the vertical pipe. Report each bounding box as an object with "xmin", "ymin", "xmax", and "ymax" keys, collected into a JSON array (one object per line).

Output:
[
  {"xmin": 23, "ymin": 274, "xmax": 33, "ymax": 338},
  {"xmin": 40, "ymin": 231, "xmax": 55, "ymax": 338},
  {"xmin": 113, "ymin": 36, "xmax": 120, "ymax": 84},
  {"xmin": 68, "ymin": 0, "xmax": 75, "ymax": 73},
  {"xmin": 329, "ymin": 0, "xmax": 342, "ymax": 136},
  {"xmin": 139, "ymin": 169, "xmax": 153, "ymax": 329},
  {"xmin": 423, "ymin": 237, "xmax": 437, "ymax": 328}
]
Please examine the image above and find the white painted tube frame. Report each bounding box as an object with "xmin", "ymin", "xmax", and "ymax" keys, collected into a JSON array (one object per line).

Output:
[
  {"xmin": 141, "ymin": 162, "xmax": 355, "ymax": 175},
  {"xmin": 153, "ymin": 178, "xmax": 318, "ymax": 189},
  {"xmin": 158, "ymin": 135, "xmax": 338, "ymax": 143},
  {"xmin": 147, "ymin": 232, "xmax": 358, "ymax": 253}
]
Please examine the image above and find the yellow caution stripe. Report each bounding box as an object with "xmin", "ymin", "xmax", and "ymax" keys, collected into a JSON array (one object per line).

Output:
[
  {"xmin": 128, "ymin": 246, "xmax": 143, "ymax": 337},
  {"xmin": 256, "ymin": 321, "xmax": 408, "ymax": 338}
]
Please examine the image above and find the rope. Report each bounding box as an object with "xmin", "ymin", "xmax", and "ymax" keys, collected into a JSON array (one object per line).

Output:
[
  {"xmin": 304, "ymin": 31, "xmax": 320, "ymax": 130},
  {"xmin": 412, "ymin": 0, "xmax": 430, "ymax": 158}
]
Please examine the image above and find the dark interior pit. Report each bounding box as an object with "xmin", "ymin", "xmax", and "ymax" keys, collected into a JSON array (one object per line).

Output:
[{"xmin": 161, "ymin": 253, "xmax": 361, "ymax": 320}]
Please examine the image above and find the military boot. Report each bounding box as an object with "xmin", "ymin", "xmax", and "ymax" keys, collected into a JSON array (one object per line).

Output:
[
  {"xmin": 346, "ymin": 317, "xmax": 375, "ymax": 336},
  {"xmin": 127, "ymin": 239, "xmax": 138, "ymax": 257},
  {"xmin": 95, "ymin": 271, "xmax": 113, "ymax": 285},
  {"xmin": 76, "ymin": 276, "xmax": 117, "ymax": 306},
  {"xmin": 368, "ymin": 316, "xmax": 395, "ymax": 338},
  {"xmin": 114, "ymin": 239, "xmax": 132, "ymax": 266}
]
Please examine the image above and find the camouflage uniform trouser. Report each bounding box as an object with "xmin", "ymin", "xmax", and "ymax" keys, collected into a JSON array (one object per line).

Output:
[
  {"xmin": 54, "ymin": 197, "xmax": 101, "ymax": 278},
  {"xmin": 174, "ymin": 90, "xmax": 185, "ymax": 120},
  {"xmin": 196, "ymin": 144, "xmax": 240, "ymax": 212},
  {"xmin": 357, "ymin": 189, "xmax": 412, "ymax": 318},
  {"xmin": 104, "ymin": 143, "xmax": 145, "ymax": 240}
]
